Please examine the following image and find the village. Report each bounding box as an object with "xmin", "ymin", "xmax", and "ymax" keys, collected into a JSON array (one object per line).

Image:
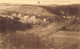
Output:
[{"xmin": 0, "ymin": 12, "xmax": 50, "ymax": 25}]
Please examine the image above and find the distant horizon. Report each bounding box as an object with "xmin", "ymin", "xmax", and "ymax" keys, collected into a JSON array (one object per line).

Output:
[
  {"xmin": 0, "ymin": 0, "xmax": 80, "ymax": 5},
  {"xmin": 0, "ymin": 3, "xmax": 80, "ymax": 6}
]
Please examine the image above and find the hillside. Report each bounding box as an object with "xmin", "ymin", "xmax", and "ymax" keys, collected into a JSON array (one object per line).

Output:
[
  {"xmin": 0, "ymin": 5, "xmax": 56, "ymax": 17},
  {"xmin": 41, "ymin": 4, "xmax": 80, "ymax": 18}
]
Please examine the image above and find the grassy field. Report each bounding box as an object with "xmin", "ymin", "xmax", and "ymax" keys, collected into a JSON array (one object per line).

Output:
[{"xmin": 0, "ymin": 29, "xmax": 80, "ymax": 49}]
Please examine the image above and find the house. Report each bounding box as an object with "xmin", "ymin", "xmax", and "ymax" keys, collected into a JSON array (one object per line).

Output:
[
  {"xmin": 17, "ymin": 13, "xmax": 22, "ymax": 18},
  {"xmin": 63, "ymin": 16, "xmax": 66, "ymax": 18},
  {"xmin": 67, "ymin": 16, "xmax": 72, "ymax": 19},
  {"xmin": 12, "ymin": 13, "xmax": 17, "ymax": 17},
  {"xmin": 29, "ymin": 16, "xmax": 37, "ymax": 24},
  {"xmin": 63, "ymin": 16, "xmax": 72, "ymax": 19},
  {"xmin": 21, "ymin": 15, "xmax": 29, "ymax": 21},
  {"xmin": 20, "ymin": 15, "xmax": 30, "ymax": 23},
  {"xmin": 43, "ymin": 18, "xmax": 47, "ymax": 22},
  {"xmin": 8, "ymin": 16, "xmax": 14, "ymax": 19}
]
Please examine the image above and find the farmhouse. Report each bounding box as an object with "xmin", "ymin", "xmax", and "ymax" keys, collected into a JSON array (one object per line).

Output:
[{"xmin": 17, "ymin": 13, "xmax": 22, "ymax": 18}]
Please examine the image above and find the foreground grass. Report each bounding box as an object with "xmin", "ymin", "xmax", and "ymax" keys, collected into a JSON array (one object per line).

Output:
[{"xmin": 0, "ymin": 31, "xmax": 80, "ymax": 49}]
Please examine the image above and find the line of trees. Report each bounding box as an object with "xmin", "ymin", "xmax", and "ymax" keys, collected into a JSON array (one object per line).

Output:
[
  {"xmin": 42, "ymin": 4, "xmax": 80, "ymax": 19},
  {"xmin": 0, "ymin": 16, "xmax": 33, "ymax": 33}
]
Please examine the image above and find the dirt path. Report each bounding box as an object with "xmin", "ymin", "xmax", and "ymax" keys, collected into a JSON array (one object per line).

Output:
[{"xmin": 49, "ymin": 31, "xmax": 80, "ymax": 40}]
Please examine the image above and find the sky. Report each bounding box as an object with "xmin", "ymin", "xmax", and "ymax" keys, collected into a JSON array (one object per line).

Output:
[{"xmin": 0, "ymin": 0, "xmax": 80, "ymax": 5}]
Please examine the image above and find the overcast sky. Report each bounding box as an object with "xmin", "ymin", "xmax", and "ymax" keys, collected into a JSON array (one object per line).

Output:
[{"xmin": 0, "ymin": 0, "xmax": 80, "ymax": 5}]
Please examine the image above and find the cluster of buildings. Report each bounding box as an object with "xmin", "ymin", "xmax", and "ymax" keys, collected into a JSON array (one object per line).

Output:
[{"xmin": 0, "ymin": 12, "xmax": 49, "ymax": 24}]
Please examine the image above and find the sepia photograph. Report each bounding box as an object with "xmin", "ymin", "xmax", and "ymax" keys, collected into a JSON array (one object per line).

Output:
[{"xmin": 0, "ymin": 0, "xmax": 80, "ymax": 49}]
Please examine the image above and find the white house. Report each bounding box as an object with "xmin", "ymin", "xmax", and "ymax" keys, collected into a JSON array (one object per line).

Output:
[
  {"xmin": 17, "ymin": 13, "xmax": 22, "ymax": 18},
  {"xmin": 12, "ymin": 13, "xmax": 17, "ymax": 17},
  {"xmin": 20, "ymin": 15, "xmax": 30, "ymax": 23},
  {"xmin": 43, "ymin": 18, "xmax": 47, "ymax": 22},
  {"xmin": 29, "ymin": 16, "xmax": 37, "ymax": 24},
  {"xmin": 8, "ymin": 16, "xmax": 14, "ymax": 19}
]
